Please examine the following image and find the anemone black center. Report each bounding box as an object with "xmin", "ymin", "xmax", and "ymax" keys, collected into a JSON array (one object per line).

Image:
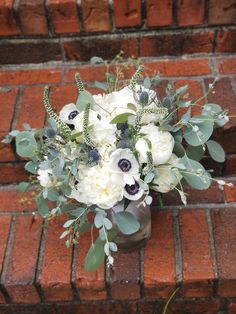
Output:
[
  {"xmin": 68, "ymin": 110, "xmax": 79, "ymax": 120},
  {"xmin": 125, "ymin": 182, "xmax": 140, "ymax": 195},
  {"xmin": 118, "ymin": 158, "xmax": 132, "ymax": 172}
]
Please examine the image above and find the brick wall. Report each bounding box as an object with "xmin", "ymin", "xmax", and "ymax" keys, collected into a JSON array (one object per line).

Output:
[{"xmin": 0, "ymin": 0, "xmax": 236, "ymax": 65}]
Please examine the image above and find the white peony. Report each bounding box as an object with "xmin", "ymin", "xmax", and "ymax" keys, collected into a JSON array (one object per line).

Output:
[
  {"xmin": 73, "ymin": 109, "xmax": 99, "ymax": 132},
  {"xmin": 109, "ymin": 148, "xmax": 140, "ymax": 185},
  {"xmin": 37, "ymin": 169, "xmax": 54, "ymax": 187},
  {"xmin": 70, "ymin": 163, "xmax": 124, "ymax": 209},
  {"xmin": 151, "ymin": 154, "xmax": 183, "ymax": 193},
  {"xmin": 135, "ymin": 124, "xmax": 174, "ymax": 165}
]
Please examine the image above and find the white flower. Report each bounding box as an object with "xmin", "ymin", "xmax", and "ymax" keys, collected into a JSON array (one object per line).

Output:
[
  {"xmin": 135, "ymin": 124, "xmax": 174, "ymax": 165},
  {"xmin": 70, "ymin": 164, "xmax": 124, "ymax": 209},
  {"xmin": 93, "ymin": 117, "xmax": 117, "ymax": 148},
  {"xmin": 73, "ymin": 109, "xmax": 99, "ymax": 132},
  {"xmin": 59, "ymin": 103, "xmax": 79, "ymax": 124},
  {"xmin": 109, "ymin": 148, "xmax": 140, "ymax": 185},
  {"xmin": 37, "ymin": 169, "xmax": 54, "ymax": 187},
  {"xmin": 151, "ymin": 154, "xmax": 183, "ymax": 193},
  {"xmin": 123, "ymin": 180, "xmax": 144, "ymax": 201}
]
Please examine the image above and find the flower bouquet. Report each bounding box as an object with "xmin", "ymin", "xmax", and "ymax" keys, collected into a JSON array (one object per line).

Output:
[{"xmin": 3, "ymin": 59, "xmax": 230, "ymax": 272}]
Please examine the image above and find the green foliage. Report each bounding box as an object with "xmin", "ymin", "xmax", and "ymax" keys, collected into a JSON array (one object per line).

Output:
[
  {"xmin": 113, "ymin": 211, "xmax": 140, "ymax": 235},
  {"xmin": 184, "ymin": 119, "xmax": 214, "ymax": 146},
  {"xmin": 76, "ymin": 90, "xmax": 96, "ymax": 112},
  {"xmin": 18, "ymin": 182, "xmax": 30, "ymax": 193},
  {"xmin": 85, "ymin": 238, "xmax": 105, "ymax": 272},
  {"xmin": 16, "ymin": 131, "xmax": 37, "ymax": 157},
  {"xmin": 110, "ymin": 112, "xmax": 135, "ymax": 124},
  {"xmin": 206, "ymin": 140, "xmax": 225, "ymax": 162}
]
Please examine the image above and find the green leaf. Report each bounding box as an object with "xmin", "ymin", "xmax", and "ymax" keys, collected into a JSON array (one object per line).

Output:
[
  {"xmin": 173, "ymin": 142, "xmax": 185, "ymax": 157},
  {"xmin": 18, "ymin": 182, "xmax": 30, "ymax": 193},
  {"xmin": 24, "ymin": 161, "xmax": 38, "ymax": 174},
  {"xmin": 206, "ymin": 140, "xmax": 225, "ymax": 163},
  {"xmin": 47, "ymin": 190, "xmax": 60, "ymax": 201},
  {"xmin": 76, "ymin": 91, "xmax": 96, "ymax": 111},
  {"xmin": 181, "ymin": 107, "xmax": 191, "ymax": 124},
  {"xmin": 180, "ymin": 155, "xmax": 211, "ymax": 190},
  {"xmin": 36, "ymin": 194, "xmax": 49, "ymax": 216},
  {"xmin": 143, "ymin": 76, "xmax": 151, "ymax": 89},
  {"xmin": 90, "ymin": 56, "xmax": 104, "ymax": 64},
  {"xmin": 85, "ymin": 238, "xmax": 105, "ymax": 272},
  {"xmin": 94, "ymin": 212, "xmax": 105, "ymax": 228},
  {"xmin": 184, "ymin": 120, "xmax": 213, "ymax": 146},
  {"xmin": 15, "ymin": 131, "xmax": 37, "ymax": 158},
  {"xmin": 110, "ymin": 112, "xmax": 135, "ymax": 124},
  {"xmin": 63, "ymin": 219, "xmax": 76, "ymax": 228},
  {"xmin": 113, "ymin": 211, "xmax": 140, "ymax": 235},
  {"xmin": 144, "ymin": 172, "xmax": 155, "ymax": 184},
  {"xmin": 70, "ymin": 207, "xmax": 86, "ymax": 217},
  {"xmin": 103, "ymin": 217, "xmax": 112, "ymax": 230},
  {"xmin": 186, "ymin": 145, "xmax": 204, "ymax": 161},
  {"xmin": 176, "ymin": 84, "xmax": 188, "ymax": 96},
  {"xmin": 94, "ymin": 81, "xmax": 108, "ymax": 91},
  {"xmin": 127, "ymin": 103, "xmax": 137, "ymax": 112}
]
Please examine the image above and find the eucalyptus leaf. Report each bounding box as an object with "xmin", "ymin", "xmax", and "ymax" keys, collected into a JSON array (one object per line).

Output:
[
  {"xmin": 184, "ymin": 120, "xmax": 213, "ymax": 146},
  {"xmin": 94, "ymin": 81, "xmax": 108, "ymax": 91},
  {"xmin": 24, "ymin": 161, "xmax": 38, "ymax": 174},
  {"xmin": 206, "ymin": 140, "xmax": 225, "ymax": 163},
  {"xmin": 186, "ymin": 145, "xmax": 204, "ymax": 161},
  {"xmin": 94, "ymin": 212, "xmax": 105, "ymax": 228},
  {"xmin": 110, "ymin": 113, "xmax": 135, "ymax": 124},
  {"xmin": 113, "ymin": 211, "xmax": 140, "ymax": 235},
  {"xmin": 90, "ymin": 56, "xmax": 104, "ymax": 64},
  {"xmin": 18, "ymin": 182, "xmax": 30, "ymax": 193},
  {"xmin": 143, "ymin": 76, "xmax": 151, "ymax": 89},
  {"xmin": 36, "ymin": 194, "xmax": 49, "ymax": 216},
  {"xmin": 85, "ymin": 238, "xmax": 105, "ymax": 272},
  {"xmin": 76, "ymin": 91, "xmax": 96, "ymax": 111},
  {"xmin": 63, "ymin": 219, "xmax": 76, "ymax": 228},
  {"xmin": 16, "ymin": 131, "xmax": 37, "ymax": 158},
  {"xmin": 103, "ymin": 217, "xmax": 112, "ymax": 230}
]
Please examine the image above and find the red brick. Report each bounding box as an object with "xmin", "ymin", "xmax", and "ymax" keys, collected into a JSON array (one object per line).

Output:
[
  {"xmin": 16, "ymin": 86, "xmax": 45, "ymax": 131},
  {"xmin": 0, "ymin": 291, "xmax": 6, "ymax": 304},
  {"xmin": 0, "ymin": 163, "xmax": 28, "ymax": 184},
  {"xmin": 168, "ymin": 299, "xmax": 220, "ymax": 314},
  {"xmin": 212, "ymin": 208, "xmax": 236, "ymax": 296},
  {"xmin": 0, "ymin": 69, "xmax": 62, "ymax": 86},
  {"xmin": 39, "ymin": 216, "xmax": 73, "ymax": 301},
  {"xmin": 0, "ymin": 189, "xmax": 37, "ymax": 212},
  {"xmin": 50, "ymin": 85, "xmax": 77, "ymax": 113},
  {"xmin": 224, "ymin": 180, "xmax": 236, "ymax": 203},
  {"xmin": 144, "ymin": 58, "xmax": 211, "ymax": 77},
  {"xmin": 141, "ymin": 31, "xmax": 214, "ymax": 57},
  {"xmin": 217, "ymin": 30, "xmax": 236, "ymax": 53},
  {"xmin": 0, "ymin": 143, "xmax": 16, "ymax": 162},
  {"xmin": 0, "ymin": 216, "xmax": 11, "ymax": 273},
  {"xmin": 49, "ymin": 0, "xmax": 80, "ymax": 34},
  {"xmin": 4, "ymin": 215, "xmax": 42, "ymax": 303},
  {"xmin": 213, "ymin": 128, "xmax": 236, "ymax": 154},
  {"xmin": 229, "ymin": 301, "xmax": 236, "ymax": 314},
  {"xmin": 75, "ymin": 231, "xmax": 106, "ymax": 300},
  {"xmin": 110, "ymin": 250, "xmax": 140, "ymax": 300},
  {"xmin": 205, "ymin": 77, "xmax": 236, "ymax": 129},
  {"xmin": 57, "ymin": 303, "xmax": 137, "ymax": 314},
  {"xmin": 209, "ymin": 0, "xmax": 236, "ymax": 25},
  {"xmin": 113, "ymin": 0, "xmax": 141, "ymax": 28},
  {"xmin": 19, "ymin": 0, "xmax": 48, "ymax": 35},
  {"xmin": 0, "ymin": 89, "xmax": 17, "ymax": 138},
  {"xmin": 218, "ymin": 57, "xmax": 236, "ymax": 74},
  {"xmin": 225, "ymin": 155, "xmax": 236, "ymax": 175},
  {"xmin": 64, "ymin": 65, "xmax": 106, "ymax": 83},
  {"xmin": 179, "ymin": 209, "xmax": 214, "ymax": 297},
  {"xmin": 177, "ymin": 0, "xmax": 205, "ymax": 26},
  {"xmin": 0, "ymin": 0, "xmax": 18, "ymax": 36},
  {"xmin": 144, "ymin": 211, "xmax": 176, "ymax": 299},
  {"xmin": 82, "ymin": 0, "xmax": 110, "ymax": 32},
  {"xmin": 146, "ymin": 0, "xmax": 172, "ymax": 27},
  {"xmin": 63, "ymin": 36, "xmax": 138, "ymax": 62}
]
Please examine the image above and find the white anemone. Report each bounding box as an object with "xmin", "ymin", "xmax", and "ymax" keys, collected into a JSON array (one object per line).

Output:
[
  {"xmin": 59, "ymin": 103, "xmax": 79, "ymax": 124},
  {"xmin": 123, "ymin": 180, "xmax": 144, "ymax": 201}
]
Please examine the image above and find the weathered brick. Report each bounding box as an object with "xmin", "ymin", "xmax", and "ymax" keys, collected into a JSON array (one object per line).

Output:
[
  {"xmin": 0, "ymin": 291, "xmax": 6, "ymax": 304},
  {"xmin": 0, "ymin": 189, "xmax": 37, "ymax": 212},
  {"xmin": 49, "ymin": 0, "xmax": 80, "ymax": 34},
  {"xmin": 75, "ymin": 231, "xmax": 106, "ymax": 300},
  {"xmin": 113, "ymin": 0, "xmax": 141, "ymax": 28},
  {"xmin": 0, "ymin": 163, "xmax": 28, "ymax": 184},
  {"xmin": 18, "ymin": 0, "xmax": 48, "ymax": 35},
  {"xmin": 177, "ymin": 0, "xmax": 205, "ymax": 26},
  {"xmin": 110, "ymin": 250, "xmax": 140, "ymax": 300},
  {"xmin": 39, "ymin": 217, "xmax": 73, "ymax": 301},
  {"xmin": 168, "ymin": 299, "xmax": 220, "ymax": 314},
  {"xmin": 0, "ymin": 0, "xmax": 18, "ymax": 36},
  {"xmin": 179, "ymin": 209, "xmax": 214, "ymax": 297},
  {"xmin": 228, "ymin": 301, "xmax": 236, "ymax": 314},
  {"xmin": 57, "ymin": 303, "xmax": 137, "ymax": 314},
  {"xmin": 144, "ymin": 211, "xmax": 176, "ymax": 298},
  {"xmin": 0, "ymin": 304, "xmax": 57, "ymax": 314},
  {"xmin": 144, "ymin": 58, "xmax": 211, "ymax": 77},
  {"xmin": 0, "ymin": 216, "xmax": 11, "ymax": 273},
  {"xmin": 205, "ymin": 77, "xmax": 236, "ymax": 129},
  {"xmin": 218, "ymin": 57, "xmax": 236, "ymax": 74},
  {"xmin": 0, "ymin": 42, "xmax": 62, "ymax": 65},
  {"xmin": 63, "ymin": 37, "xmax": 138, "ymax": 61},
  {"xmin": 217, "ymin": 30, "xmax": 236, "ymax": 53},
  {"xmin": 16, "ymin": 86, "xmax": 45, "ymax": 131},
  {"xmin": 64, "ymin": 65, "xmax": 106, "ymax": 83},
  {"xmin": 224, "ymin": 180, "xmax": 236, "ymax": 203},
  {"xmin": 141, "ymin": 31, "xmax": 214, "ymax": 57},
  {"xmin": 146, "ymin": 0, "xmax": 172, "ymax": 27},
  {"xmin": 0, "ymin": 88, "xmax": 17, "ymax": 139},
  {"xmin": 212, "ymin": 208, "xmax": 236, "ymax": 297},
  {"xmin": 81, "ymin": 0, "xmax": 110, "ymax": 32},
  {"xmin": 0, "ymin": 69, "xmax": 62, "ymax": 86},
  {"xmin": 0, "ymin": 143, "xmax": 15, "ymax": 163},
  {"xmin": 225, "ymin": 155, "xmax": 236, "ymax": 175},
  {"xmin": 50, "ymin": 85, "xmax": 77, "ymax": 113},
  {"xmin": 209, "ymin": 0, "xmax": 236, "ymax": 25},
  {"xmin": 4, "ymin": 215, "xmax": 42, "ymax": 303}
]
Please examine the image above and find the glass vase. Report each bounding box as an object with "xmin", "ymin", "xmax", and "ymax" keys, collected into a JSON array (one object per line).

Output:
[{"xmin": 108, "ymin": 200, "xmax": 151, "ymax": 251}]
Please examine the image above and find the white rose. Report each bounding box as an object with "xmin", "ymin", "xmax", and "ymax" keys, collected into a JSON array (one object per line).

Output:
[
  {"xmin": 70, "ymin": 163, "xmax": 124, "ymax": 209},
  {"xmin": 37, "ymin": 169, "xmax": 54, "ymax": 187},
  {"xmin": 135, "ymin": 124, "xmax": 174, "ymax": 165},
  {"xmin": 151, "ymin": 154, "xmax": 183, "ymax": 193}
]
